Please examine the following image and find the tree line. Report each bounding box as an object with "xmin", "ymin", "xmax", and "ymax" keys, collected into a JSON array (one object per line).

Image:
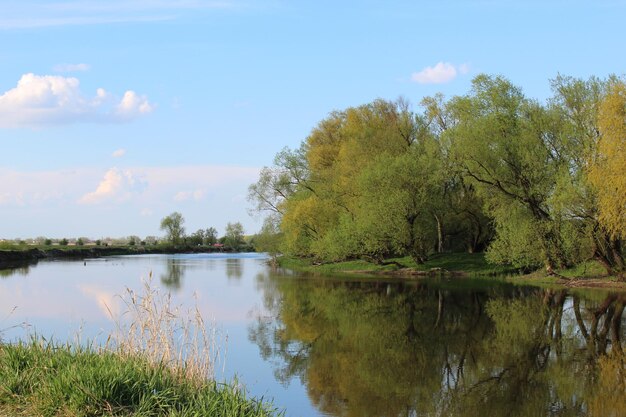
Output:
[
  {"xmin": 249, "ymin": 74, "xmax": 625, "ymax": 277},
  {"xmin": 159, "ymin": 212, "xmax": 250, "ymax": 250}
]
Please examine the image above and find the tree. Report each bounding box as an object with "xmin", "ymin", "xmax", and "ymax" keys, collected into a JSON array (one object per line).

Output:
[
  {"xmin": 160, "ymin": 212, "xmax": 185, "ymax": 245},
  {"xmin": 60, "ymin": 238, "xmax": 68, "ymax": 246},
  {"xmin": 448, "ymin": 75, "xmax": 564, "ymax": 270},
  {"xmin": 253, "ymin": 216, "xmax": 283, "ymax": 263},
  {"xmin": 224, "ymin": 222, "xmax": 245, "ymax": 249},
  {"xmin": 549, "ymin": 75, "xmax": 624, "ymax": 275},
  {"xmin": 590, "ymin": 81, "xmax": 626, "ymax": 241},
  {"xmin": 204, "ymin": 227, "xmax": 218, "ymax": 245},
  {"xmin": 188, "ymin": 229, "xmax": 205, "ymax": 246}
]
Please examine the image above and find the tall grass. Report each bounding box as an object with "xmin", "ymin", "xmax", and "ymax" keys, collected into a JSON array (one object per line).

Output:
[
  {"xmin": 0, "ymin": 277, "xmax": 282, "ymax": 417},
  {"xmin": 106, "ymin": 276, "xmax": 224, "ymax": 383},
  {"xmin": 0, "ymin": 340, "xmax": 281, "ymax": 416}
]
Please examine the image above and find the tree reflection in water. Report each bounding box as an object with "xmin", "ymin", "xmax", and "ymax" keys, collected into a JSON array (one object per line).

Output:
[
  {"xmin": 249, "ymin": 272, "xmax": 626, "ymax": 417},
  {"xmin": 160, "ymin": 259, "xmax": 185, "ymax": 290},
  {"xmin": 226, "ymin": 258, "xmax": 243, "ymax": 280}
]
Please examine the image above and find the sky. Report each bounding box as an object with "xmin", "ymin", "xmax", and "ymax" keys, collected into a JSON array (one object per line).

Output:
[{"xmin": 1, "ymin": 0, "xmax": 625, "ymax": 240}]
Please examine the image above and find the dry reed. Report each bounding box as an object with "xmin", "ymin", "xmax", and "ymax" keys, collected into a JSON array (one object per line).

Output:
[{"xmin": 105, "ymin": 275, "xmax": 225, "ymax": 384}]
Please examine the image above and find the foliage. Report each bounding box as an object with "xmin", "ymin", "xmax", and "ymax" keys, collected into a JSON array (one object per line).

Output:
[
  {"xmin": 224, "ymin": 222, "xmax": 245, "ymax": 249},
  {"xmin": 590, "ymin": 81, "xmax": 626, "ymax": 240},
  {"xmin": 250, "ymin": 73, "xmax": 625, "ymax": 276},
  {"xmin": 160, "ymin": 212, "xmax": 186, "ymax": 246}
]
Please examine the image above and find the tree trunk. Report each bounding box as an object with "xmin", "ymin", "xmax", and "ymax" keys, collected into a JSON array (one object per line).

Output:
[{"xmin": 434, "ymin": 214, "xmax": 444, "ymax": 253}]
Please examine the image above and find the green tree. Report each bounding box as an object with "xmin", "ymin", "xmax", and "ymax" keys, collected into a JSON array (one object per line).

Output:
[
  {"xmin": 224, "ymin": 222, "xmax": 245, "ymax": 249},
  {"xmin": 448, "ymin": 75, "xmax": 564, "ymax": 270},
  {"xmin": 188, "ymin": 229, "xmax": 205, "ymax": 246},
  {"xmin": 160, "ymin": 212, "xmax": 185, "ymax": 245},
  {"xmin": 253, "ymin": 216, "xmax": 283, "ymax": 263},
  {"xmin": 204, "ymin": 227, "xmax": 218, "ymax": 245},
  {"xmin": 549, "ymin": 75, "xmax": 624, "ymax": 275}
]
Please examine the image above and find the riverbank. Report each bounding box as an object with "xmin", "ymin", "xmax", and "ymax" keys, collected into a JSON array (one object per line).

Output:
[
  {"xmin": 278, "ymin": 253, "xmax": 626, "ymax": 290},
  {"xmin": 0, "ymin": 245, "xmax": 236, "ymax": 267},
  {"xmin": 0, "ymin": 341, "xmax": 280, "ymax": 417},
  {"xmin": 278, "ymin": 253, "xmax": 520, "ymax": 276}
]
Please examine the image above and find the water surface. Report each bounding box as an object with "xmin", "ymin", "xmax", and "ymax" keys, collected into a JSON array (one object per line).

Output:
[{"xmin": 1, "ymin": 254, "xmax": 624, "ymax": 416}]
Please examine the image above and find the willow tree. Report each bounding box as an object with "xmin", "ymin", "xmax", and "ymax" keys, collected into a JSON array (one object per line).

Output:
[
  {"xmin": 549, "ymin": 75, "xmax": 624, "ymax": 275},
  {"xmin": 448, "ymin": 75, "xmax": 564, "ymax": 270},
  {"xmin": 587, "ymin": 81, "xmax": 626, "ymax": 277},
  {"xmin": 353, "ymin": 139, "xmax": 443, "ymax": 264},
  {"xmin": 281, "ymin": 99, "xmax": 426, "ymax": 260},
  {"xmin": 591, "ymin": 81, "xmax": 626, "ymax": 240}
]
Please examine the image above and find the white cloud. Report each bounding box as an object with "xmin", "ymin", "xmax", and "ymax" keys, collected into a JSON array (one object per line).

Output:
[
  {"xmin": 0, "ymin": 73, "xmax": 154, "ymax": 128},
  {"xmin": 116, "ymin": 91, "xmax": 154, "ymax": 119},
  {"xmin": 0, "ymin": 165, "xmax": 262, "ymax": 238},
  {"xmin": 79, "ymin": 168, "xmax": 146, "ymax": 205},
  {"xmin": 112, "ymin": 148, "xmax": 126, "ymax": 158},
  {"xmin": 53, "ymin": 63, "xmax": 91, "ymax": 72},
  {"xmin": 411, "ymin": 62, "xmax": 469, "ymax": 84}
]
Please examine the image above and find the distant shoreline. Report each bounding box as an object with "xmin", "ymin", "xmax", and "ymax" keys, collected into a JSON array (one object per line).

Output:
[{"xmin": 0, "ymin": 246, "xmax": 239, "ymax": 267}]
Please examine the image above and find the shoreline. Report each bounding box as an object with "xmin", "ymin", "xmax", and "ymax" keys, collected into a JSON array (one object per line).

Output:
[
  {"xmin": 277, "ymin": 254, "xmax": 626, "ymax": 291},
  {"xmin": 0, "ymin": 246, "xmax": 237, "ymax": 268}
]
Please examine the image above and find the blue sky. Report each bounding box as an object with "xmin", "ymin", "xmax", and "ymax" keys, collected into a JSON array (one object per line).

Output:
[{"xmin": 1, "ymin": 0, "xmax": 624, "ymax": 239}]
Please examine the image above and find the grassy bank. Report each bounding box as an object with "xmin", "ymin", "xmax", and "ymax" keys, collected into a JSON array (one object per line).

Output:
[
  {"xmin": 278, "ymin": 252, "xmax": 520, "ymax": 277},
  {"xmin": 0, "ymin": 340, "xmax": 280, "ymax": 417},
  {"xmin": 278, "ymin": 253, "xmax": 626, "ymax": 290},
  {"xmin": 0, "ymin": 278, "xmax": 282, "ymax": 416}
]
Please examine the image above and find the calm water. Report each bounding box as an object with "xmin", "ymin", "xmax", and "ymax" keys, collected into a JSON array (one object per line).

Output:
[{"xmin": 1, "ymin": 253, "xmax": 625, "ymax": 417}]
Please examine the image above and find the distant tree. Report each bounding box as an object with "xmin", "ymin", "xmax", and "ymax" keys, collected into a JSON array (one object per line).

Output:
[
  {"xmin": 44, "ymin": 239, "xmax": 52, "ymax": 246},
  {"xmin": 224, "ymin": 222, "xmax": 245, "ymax": 249},
  {"xmin": 128, "ymin": 235, "xmax": 141, "ymax": 246},
  {"xmin": 60, "ymin": 238, "xmax": 68, "ymax": 246},
  {"xmin": 188, "ymin": 229, "xmax": 205, "ymax": 246},
  {"xmin": 95, "ymin": 239, "xmax": 102, "ymax": 246},
  {"xmin": 76, "ymin": 238, "xmax": 84, "ymax": 246},
  {"xmin": 144, "ymin": 236, "xmax": 159, "ymax": 246},
  {"xmin": 204, "ymin": 227, "xmax": 218, "ymax": 245},
  {"xmin": 160, "ymin": 212, "xmax": 186, "ymax": 245}
]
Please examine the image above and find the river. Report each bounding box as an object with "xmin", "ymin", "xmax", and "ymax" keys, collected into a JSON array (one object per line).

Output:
[{"xmin": 0, "ymin": 253, "xmax": 624, "ymax": 416}]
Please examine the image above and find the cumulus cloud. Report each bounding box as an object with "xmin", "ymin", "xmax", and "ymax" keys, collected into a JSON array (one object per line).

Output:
[
  {"xmin": 79, "ymin": 168, "xmax": 146, "ymax": 205},
  {"xmin": 112, "ymin": 148, "xmax": 126, "ymax": 158},
  {"xmin": 0, "ymin": 73, "xmax": 154, "ymax": 128},
  {"xmin": 116, "ymin": 90, "xmax": 154, "ymax": 119},
  {"xmin": 411, "ymin": 62, "xmax": 470, "ymax": 84},
  {"xmin": 53, "ymin": 63, "xmax": 91, "ymax": 72}
]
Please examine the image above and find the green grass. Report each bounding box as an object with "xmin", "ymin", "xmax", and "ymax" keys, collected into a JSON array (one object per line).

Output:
[
  {"xmin": 0, "ymin": 340, "xmax": 282, "ymax": 417},
  {"xmin": 278, "ymin": 252, "xmax": 520, "ymax": 277},
  {"xmin": 555, "ymin": 259, "xmax": 610, "ymax": 279}
]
